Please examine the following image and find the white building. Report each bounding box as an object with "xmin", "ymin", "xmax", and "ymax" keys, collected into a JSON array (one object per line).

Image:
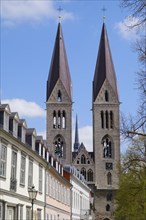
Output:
[
  {"xmin": 63, "ymin": 165, "xmax": 92, "ymax": 220},
  {"xmin": 0, "ymin": 104, "xmax": 48, "ymax": 220}
]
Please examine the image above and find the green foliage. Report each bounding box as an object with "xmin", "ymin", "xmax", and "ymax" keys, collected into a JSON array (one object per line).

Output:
[{"xmin": 114, "ymin": 142, "xmax": 146, "ymax": 220}]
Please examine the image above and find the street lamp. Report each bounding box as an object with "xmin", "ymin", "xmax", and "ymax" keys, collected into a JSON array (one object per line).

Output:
[{"xmin": 28, "ymin": 185, "xmax": 38, "ymax": 220}]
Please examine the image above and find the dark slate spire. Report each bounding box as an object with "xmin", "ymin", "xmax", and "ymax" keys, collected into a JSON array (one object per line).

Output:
[
  {"xmin": 74, "ymin": 115, "xmax": 80, "ymax": 152},
  {"xmin": 46, "ymin": 22, "xmax": 72, "ymax": 101},
  {"xmin": 93, "ymin": 23, "xmax": 119, "ymax": 102}
]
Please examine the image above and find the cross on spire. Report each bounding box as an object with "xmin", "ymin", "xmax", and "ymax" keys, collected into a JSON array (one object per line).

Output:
[
  {"xmin": 57, "ymin": 6, "xmax": 63, "ymax": 23},
  {"xmin": 101, "ymin": 6, "xmax": 107, "ymax": 23}
]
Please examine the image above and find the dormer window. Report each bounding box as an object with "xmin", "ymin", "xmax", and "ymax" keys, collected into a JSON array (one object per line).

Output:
[
  {"xmin": 57, "ymin": 90, "xmax": 62, "ymax": 102},
  {"xmin": 105, "ymin": 90, "xmax": 109, "ymax": 102}
]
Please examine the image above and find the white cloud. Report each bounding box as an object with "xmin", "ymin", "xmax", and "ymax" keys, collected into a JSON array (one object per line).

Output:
[
  {"xmin": 73, "ymin": 126, "xmax": 93, "ymax": 152},
  {"xmin": 1, "ymin": 0, "xmax": 74, "ymax": 26},
  {"xmin": 2, "ymin": 99, "xmax": 45, "ymax": 118},
  {"xmin": 115, "ymin": 16, "xmax": 140, "ymax": 41}
]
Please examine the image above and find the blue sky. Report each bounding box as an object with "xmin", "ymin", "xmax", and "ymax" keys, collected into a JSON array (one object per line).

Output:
[{"xmin": 1, "ymin": 0, "xmax": 141, "ymax": 152}]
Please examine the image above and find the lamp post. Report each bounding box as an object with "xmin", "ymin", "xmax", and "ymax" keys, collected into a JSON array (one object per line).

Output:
[{"xmin": 28, "ymin": 185, "xmax": 38, "ymax": 220}]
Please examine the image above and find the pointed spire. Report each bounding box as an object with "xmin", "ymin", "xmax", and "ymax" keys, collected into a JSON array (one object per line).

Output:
[
  {"xmin": 74, "ymin": 114, "xmax": 80, "ymax": 152},
  {"xmin": 46, "ymin": 23, "xmax": 72, "ymax": 101},
  {"xmin": 93, "ymin": 23, "xmax": 119, "ymax": 102}
]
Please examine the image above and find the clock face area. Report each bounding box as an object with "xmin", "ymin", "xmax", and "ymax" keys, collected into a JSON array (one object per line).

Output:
[{"xmin": 106, "ymin": 163, "xmax": 113, "ymax": 170}]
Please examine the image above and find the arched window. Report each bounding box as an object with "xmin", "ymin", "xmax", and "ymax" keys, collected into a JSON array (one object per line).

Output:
[
  {"xmin": 101, "ymin": 111, "xmax": 104, "ymax": 129},
  {"xmin": 105, "ymin": 90, "xmax": 109, "ymax": 102},
  {"xmin": 106, "ymin": 204, "xmax": 110, "ymax": 211},
  {"xmin": 62, "ymin": 111, "xmax": 66, "ymax": 129},
  {"xmin": 57, "ymin": 90, "xmax": 62, "ymax": 102},
  {"xmin": 107, "ymin": 172, "xmax": 112, "ymax": 185},
  {"xmin": 105, "ymin": 111, "xmax": 109, "ymax": 129},
  {"xmin": 110, "ymin": 111, "xmax": 114, "ymax": 129},
  {"xmin": 81, "ymin": 155, "xmax": 86, "ymax": 164},
  {"xmin": 87, "ymin": 169, "xmax": 93, "ymax": 182},
  {"xmin": 103, "ymin": 136, "xmax": 112, "ymax": 158},
  {"xmin": 53, "ymin": 111, "xmax": 56, "ymax": 128},
  {"xmin": 81, "ymin": 168, "xmax": 86, "ymax": 180},
  {"xmin": 58, "ymin": 111, "xmax": 61, "ymax": 128},
  {"xmin": 54, "ymin": 136, "xmax": 64, "ymax": 158}
]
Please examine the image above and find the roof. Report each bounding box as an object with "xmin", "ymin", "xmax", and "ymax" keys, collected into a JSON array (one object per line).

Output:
[
  {"xmin": 74, "ymin": 114, "xmax": 80, "ymax": 151},
  {"xmin": 46, "ymin": 22, "xmax": 72, "ymax": 101},
  {"xmin": 93, "ymin": 23, "xmax": 119, "ymax": 101}
]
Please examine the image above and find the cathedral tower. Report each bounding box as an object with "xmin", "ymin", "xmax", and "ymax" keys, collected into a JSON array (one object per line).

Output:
[
  {"xmin": 92, "ymin": 22, "xmax": 120, "ymax": 218},
  {"xmin": 46, "ymin": 22, "xmax": 72, "ymax": 163}
]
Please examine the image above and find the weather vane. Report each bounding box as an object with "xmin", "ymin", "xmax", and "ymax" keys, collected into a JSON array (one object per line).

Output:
[
  {"xmin": 101, "ymin": 6, "xmax": 107, "ymax": 23},
  {"xmin": 57, "ymin": 6, "xmax": 63, "ymax": 23}
]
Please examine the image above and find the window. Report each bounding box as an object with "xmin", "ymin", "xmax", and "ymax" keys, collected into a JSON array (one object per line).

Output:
[
  {"xmin": 106, "ymin": 204, "xmax": 110, "ymax": 211},
  {"xmin": 107, "ymin": 172, "xmax": 112, "ymax": 185},
  {"xmin": 0, "ymin": 143, "xmax": 7, "ymax": 177},
  {"xmin": 87, "ymin": 169, "xmax": 93, "ymax": 182},
  {"xmin": 19, "ymin": 206, "xmax": 23, "ymax": 220},
  {"xmin": 26, "ymin": 207, "xmax": 31, "ymax": 220},
  {"xmin": 81, "ymin": 155, "xmax": 86, "ymax": 164},
  {"xmin": 57, "ymin": 90, "xmax": 62, "ymax": 102},
  {"xmin": 105, "ymin": 90, "xmax": 109, "ymax": 101},
  {"xmin": 81, "ymin": 168, "xmax": 86, "ymax": 180},
  {"xmin": 110, "ymin": 111, "xmax": 114, "ymax": 129},
  {"xmin": 54, "ymin": 136, "xmax": 64, "ymax": 158},
  {"xmin": 58, "ymin": 111, "xmax": 61, "ymax": 128},
  {"xmin": 62, "ymin": 111, "xmax": 66, "ymax": 129},
  {"xmin": 39, "ymin": 165, "xmax": 43, "ymax": 193},
  {"xmin": 105, "ymin": 111, "xmax": 109, "ymax": 129},
  {"xmin": 20, "ymin": 154, "xmax": 26, "ymax": 185},
  {"xmin": 101, "ymin": 111, "xmax": 104, "ymax": 129},
  {"xmin": 28, "ymin": 159, "xmax": 33, "ymax": 187},
  {"xmin": 103, "ymin": 136, "xmax": 112, "ymax": 158},
  {"xmin": 10, "ymin": 150, "xmax": 17, "ymax": 191},
  {"xmin": 37, "ymin": 209, "xmax": 41, "ymax": 220},
  {"xmin": 53, "ymin": 111, "xmax": 56, "ymax": 128},
  {"xmin": 0, "ymin": 203, "xmax": 3, "ymax": 220}
]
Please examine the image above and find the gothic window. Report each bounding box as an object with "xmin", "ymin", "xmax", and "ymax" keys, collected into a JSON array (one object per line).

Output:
[
  {"xmin": 87, "ymin": 169, "xmax": 93, "ymax": 182},
  {"xmin": 106, "ymin": 204, "xmax": 110, "ymax": 211},
  {"xmin": 53, "ymin": 111, "xmax": 56, "ymax": 128},
  {"xmin": 107, "ymin": 172, "xmax": 112, "ymax": 185},
  {"xmin": 101, "ymin": 111, "xmax": 104, "ymax": 129},
  {"xmin": 62, "ymin": 111, "xmax": 66, "ymax": 129},
  {"xmin": 81, "ymin": 168, "xmax": 86, "ymax": 180},
  {"xmin": 103, "ymin": 136, "xmax": 112, "ymax": 158},
  {"xmin": 81, "ymin": 155, "xmax": 86, "ymax": 164},
  {"xmin": 110, "ymin": 111, "xmax": 114, "ymax": 129},
  {"xmin": 105, "ymin": 90, "xmax": 109, "ymax": 102},
  {"xmin": 54, "ymin": 137, "xmax": 64, "ymax": 158},
  {"xmin": 105, "ymin": 111, "xmax": 109, "ymax": 129},
  {"xmin": 58, "ymin": 111, "xmax": 61, "ymax": 128},
  {"xmin": 57, "ymin": 90, "xmax": 62, "ymax": 102},
  {"xmin": 77, "ymin": 160, "xmax": 79, "ymax": 164}
]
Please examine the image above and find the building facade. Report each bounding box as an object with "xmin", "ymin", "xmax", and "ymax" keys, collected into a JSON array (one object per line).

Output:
[
  {"xmin": 0, "ymin": 104, "xmax": 46, "ymax": 220},
  {"xmin": 64, "ymin": 165, "xmax": 92, "ymax": 220}
]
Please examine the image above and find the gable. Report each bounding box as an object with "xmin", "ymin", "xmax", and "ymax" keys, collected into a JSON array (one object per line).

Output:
[
  {"xmin": 47, "ymin": 79, "xmax": 72, "ymax": 103},
  {"xmin": 94, "ymin": 79, "xmax": 119, "ymax": 104}
]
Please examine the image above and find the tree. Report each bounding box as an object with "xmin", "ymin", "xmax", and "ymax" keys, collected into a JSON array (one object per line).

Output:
[
  {"xmin": 120, "ymin": 0, "xmax": 146, "ymax": 135},
  {"xmin": 115, "ymin": 1, "xmax": 146, "ymax": 219},
  {"xmin": 114, "ymin": 140, "xmax": 146, "ymax": 220}
]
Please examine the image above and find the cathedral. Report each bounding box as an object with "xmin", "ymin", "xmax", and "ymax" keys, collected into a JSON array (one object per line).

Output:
[{"xmin": 46, "ymin": 21, "xmax": 120, "ymax": 220}]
